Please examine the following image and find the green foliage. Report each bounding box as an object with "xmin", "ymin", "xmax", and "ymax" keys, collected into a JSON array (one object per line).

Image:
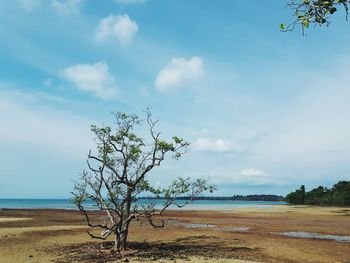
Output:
[
  {"xmin": 285, "ymin": 185, "xmax": 306, "ymax": 204},
  {"xmin": 305, "ymin": 186, "xmax": 330, "ymax": 205},
  {"xmin": 282, "ymin": 0, "xmax": 349, "ymax": 34},
  {"xmin": 331, "ymin": 181, "xmax": 350, "ymax": 206},
  {"xmin": 285, "ymin": 181, "xmax": 350, "ymax": 206}
]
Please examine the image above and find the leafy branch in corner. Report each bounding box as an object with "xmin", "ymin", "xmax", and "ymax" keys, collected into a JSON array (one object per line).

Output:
[{"xmin": 281, "ymin": 0, "xmax": 349, "ymax": 34}]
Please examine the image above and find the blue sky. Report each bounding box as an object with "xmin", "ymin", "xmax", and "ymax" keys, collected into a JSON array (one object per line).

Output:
[{"xmin": 1, "ymin": 0, "xmax": 350, "ymax": 198}]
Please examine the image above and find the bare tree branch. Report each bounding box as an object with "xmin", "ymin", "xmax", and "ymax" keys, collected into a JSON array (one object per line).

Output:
[{"xmin": 72, "ymin": 109, "xmax": 213, "ymax": 251}]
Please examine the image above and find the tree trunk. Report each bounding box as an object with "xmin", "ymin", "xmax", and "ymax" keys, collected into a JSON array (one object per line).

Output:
[
  {"xmin": 114, "ymin": 220, "xmax": 130, "ymax": 251},
  {"xmin": 119, "ymin": 222, "xmax": 129, "ymax": 250},
  {"xmin": 114, "ymin": 187, "xmax": 132, "ymax": 251},
  {"xmin": 114, "ymin": 233, "xmax": 120, "ymax": 251}
]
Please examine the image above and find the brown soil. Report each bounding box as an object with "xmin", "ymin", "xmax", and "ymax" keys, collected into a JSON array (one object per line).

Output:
[{"xmin": 0, "ymin": 206, "xmax": 349, "ymax": 263}]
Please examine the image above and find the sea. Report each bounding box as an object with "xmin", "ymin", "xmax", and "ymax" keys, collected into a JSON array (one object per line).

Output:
[{"xmin": 0, "ymin": 199, "xmax": 286, "ymax": 210}]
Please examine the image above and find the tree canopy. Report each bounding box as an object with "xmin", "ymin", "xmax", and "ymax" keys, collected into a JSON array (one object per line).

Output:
[
  {"xmin": 285, "ymin": 181, "xmax": 350, "ymax": 206},
  {"xmin": 282, "ymin": 0, "xmax": 349, "ymax": 34},
  {"xmin": 72, "ymin": 109, "xmax": 214, "ymax": 251}
]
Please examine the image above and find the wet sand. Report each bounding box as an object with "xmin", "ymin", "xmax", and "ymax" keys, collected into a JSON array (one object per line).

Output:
[
  {"xmin": 0, "ymin": 217, "xmax": 31, "ymax": 222},
  {"xmin": 0, "ymin": 205, "xmax": 349, "ymax": 262}
]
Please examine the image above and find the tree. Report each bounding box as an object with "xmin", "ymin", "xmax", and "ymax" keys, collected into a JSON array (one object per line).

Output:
[
  {"xmin": 331, "ymin": 181, "xmax": 350, "ymax": 206},
  {"xmin": 300, "ymin": 184, "xmax": 306, "ymax": 204},
  {"xmin": 285, "ymin": 185, "xmax": 306, "ymax": 204},
  {"xmin": 285, "ymin": 181, "xmax": 350, "ymax": 206},
  {"xmin": 72, "ymin": 109, "xmax": 214, "ymax": 251},
  {"xmin": 305, "ymin": 186, "xmax": 330, "ymax": 205},
  {"xmin": 281, "ymin": 0, "xmax": 349, "ymax": 34}
]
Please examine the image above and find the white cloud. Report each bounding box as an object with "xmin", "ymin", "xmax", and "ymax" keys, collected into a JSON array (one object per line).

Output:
[
  {"xmin": 18, "ymin": 0, "xmax": 41, "ymax": 12},
  {"xmin": 96, "ymin": 14, "xmax": 138, "ymax": 46},
  {"xmin": 61, "ymin": 61, "xmax": 118, "ymax": 100},
  {"xmin": 155, "ymin": 57, "xmax": 204, "ymax": 91},
  {"xmin": 115, "ymin": 0, "xmax": 145, "ymax": 4},
  {"xmin": 194, "ymin": 138, "xmax": 243, "ymax": 153},
  {"xmin": 51, "ymin": 0, "xmax": 83, "ymax": 14},
  {"xmin": 240, "ymin": 168, "xmax": 268, "ymax": 177}
]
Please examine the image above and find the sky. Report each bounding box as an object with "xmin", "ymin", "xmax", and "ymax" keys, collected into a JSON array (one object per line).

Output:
[{"xmin": 1, "ymin": 0, "xmax": 350, "ymax": 198}]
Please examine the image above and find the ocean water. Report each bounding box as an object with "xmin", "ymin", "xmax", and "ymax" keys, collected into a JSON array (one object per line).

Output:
[{"xmin": 0, "ymin": 199, "xmax": 286, "ymax": 210}]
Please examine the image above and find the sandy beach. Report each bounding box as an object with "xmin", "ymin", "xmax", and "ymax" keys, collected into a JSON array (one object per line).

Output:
[{"xmin": 0, "ymin": 205, "xmax": 350, "ymax": 263}]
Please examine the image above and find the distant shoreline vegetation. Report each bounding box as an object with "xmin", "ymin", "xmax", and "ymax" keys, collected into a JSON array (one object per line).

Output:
[
  {"xmin": 285, "ymin": 181, "xmax": 350, "ymax": 206},
  {"xmin": 139, "ymin": 195, "xmax": 284, "ymax": 202}
]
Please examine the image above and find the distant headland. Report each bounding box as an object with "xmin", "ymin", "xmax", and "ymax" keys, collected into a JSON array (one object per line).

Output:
[{"xmin": 139, "ymin": 194, "xmax": 284, "ymax": 202}]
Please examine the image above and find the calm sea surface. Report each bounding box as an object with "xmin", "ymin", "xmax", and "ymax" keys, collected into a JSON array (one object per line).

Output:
[{"xmin": 0, "ymin": 199, "xmax": 286, "ymax": 210}]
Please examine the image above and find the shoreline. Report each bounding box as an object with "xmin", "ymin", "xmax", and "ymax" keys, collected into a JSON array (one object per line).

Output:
[
  {"xmin": 0, "ymin": 204, "xmax": 350, "ymax": 214},
  {"xmin": 2, "ymin": 198, "xmax": 349, "ymax": 213}
]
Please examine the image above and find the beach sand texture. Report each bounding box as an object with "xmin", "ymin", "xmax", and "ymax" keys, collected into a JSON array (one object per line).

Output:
[{"xmin": 0, "ymin": 206, "xmax": 350, "ymax": 262}]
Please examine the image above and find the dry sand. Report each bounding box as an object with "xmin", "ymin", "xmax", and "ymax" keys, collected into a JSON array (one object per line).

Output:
[{"xmin": 0, "ymin": 206, "xmax": 349, "ymax": 262}]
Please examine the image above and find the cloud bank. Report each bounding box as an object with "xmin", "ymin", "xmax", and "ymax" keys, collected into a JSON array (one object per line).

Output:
[
  {"xmin": 194, "ymin": 138, "xmax": 243, "ymax": 153},
  {"xmin": 0, "ymin": 89, "xmax": 92, "ymax": 159},
  {"xmin": 240, "ymin": 168, "xmax": 267, "ymax": 177}
]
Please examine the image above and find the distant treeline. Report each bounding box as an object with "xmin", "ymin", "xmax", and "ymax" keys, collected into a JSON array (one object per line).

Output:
[
  {"xmin": 285, "ymin": 181, "xmax": 350, "ymax": 206},
  {"xmin": 139, "ymin": 194, "xmax": 284, "ymax": 201}
]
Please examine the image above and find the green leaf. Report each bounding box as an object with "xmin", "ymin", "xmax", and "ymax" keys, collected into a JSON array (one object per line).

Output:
[{"xmin": 279, "ymin": 23, "xmax": 286, "ymax": 30}]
